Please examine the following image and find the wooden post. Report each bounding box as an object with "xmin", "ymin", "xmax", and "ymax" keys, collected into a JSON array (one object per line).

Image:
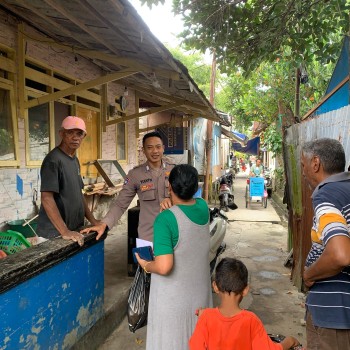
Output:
[
  {"xmin": 203, "ymin": 51, "xmax": 216, "ymax": 201},
  {"xmin": 17, "ymin": 23, "xmax": 25, "ymax": 119}
]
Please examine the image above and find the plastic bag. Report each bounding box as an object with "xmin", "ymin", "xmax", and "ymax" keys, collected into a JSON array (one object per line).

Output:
[{"xmin": 127, "ymin": 265, "xmax": 151, "ymax": 332}]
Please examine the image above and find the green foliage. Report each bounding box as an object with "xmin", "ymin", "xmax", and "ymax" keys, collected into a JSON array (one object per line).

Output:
[
  {"xmin": 263, "ymin": 126, "xmax": 282, "ymax": 157},
  {"xmin": 136, "ymin": 0, "xmax": 342, "ymax": 134},
  {"xmin": 134, "ymin": 0, "xmax": 345, "ymax": 203},
  {"xmin": 170, "ymin": 0, "xmax": 349, "ymax": 74},
  {"xmin": 216, "ymin": 52, "xmax": 334, "ymax": 129},
  {"xmin": 140, "ymin": 0, "xmax": 165, "ymax": 8},
  {"xmin": 273, "ymin": 166, "xmax": 285, "ymax": 190},
  {"xmin": 169, "ymin": 47, "xmax": 212, "ymax": 97},
  {"xmin": 168, "ymin": 47, "xmax": 231, "ymax": 113}
]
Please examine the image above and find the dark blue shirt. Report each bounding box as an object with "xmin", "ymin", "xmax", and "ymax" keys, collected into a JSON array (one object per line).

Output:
[{"xmin": 305, "ymin": 172, "xmax": 350, "ymax": 329}]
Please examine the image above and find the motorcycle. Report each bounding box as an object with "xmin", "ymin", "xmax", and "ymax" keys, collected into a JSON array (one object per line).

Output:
[
  {"xmin": 209, "ymin": 205, "xmax": 237, "ymax": 276},
  {"xmin": 264, "ymin": 167, "xmax": 273, "ymax": 197},
  {"xmin": 218, "ymin": 173, "xmax": 237, "ymax": 212}
]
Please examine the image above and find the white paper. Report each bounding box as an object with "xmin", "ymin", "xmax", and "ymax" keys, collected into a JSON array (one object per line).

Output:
[{"xmin": 136, "ymin": 238, "xmax": 153, "ymax": 249}]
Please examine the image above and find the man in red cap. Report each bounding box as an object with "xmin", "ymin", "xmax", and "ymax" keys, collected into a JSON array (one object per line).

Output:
[{"xmin": 37, "ymin": 116, "xmax": 98, "ymax": 246}]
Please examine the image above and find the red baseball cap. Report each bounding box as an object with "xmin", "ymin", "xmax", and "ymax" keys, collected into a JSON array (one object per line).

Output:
[{"xmin": 61, "ymin": 116, "xmax": 86, "ymax": 133}]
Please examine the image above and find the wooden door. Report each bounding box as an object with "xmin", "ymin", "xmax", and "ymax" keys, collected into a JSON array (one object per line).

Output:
[{"xmin": 76, "ymin": 106, "xmax": 99, "ymax": 178}]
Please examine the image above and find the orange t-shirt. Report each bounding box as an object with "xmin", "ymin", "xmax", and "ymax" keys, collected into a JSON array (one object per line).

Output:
[{"xmin": 189, "ymin": 308, "xmax": 283, "ymax": 350}]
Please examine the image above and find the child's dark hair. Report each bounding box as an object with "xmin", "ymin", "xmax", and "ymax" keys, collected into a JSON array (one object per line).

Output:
[
  {"xmin": 142, "ymin": 131, "xmax": 163, "ymax": 146},
  {"xmin": 169, "ymin": 164, "xmax": 198, "ymax": 200},
  {"xmin": 215, "ymin": 258, "xmax": 248, "ymax": 295}
]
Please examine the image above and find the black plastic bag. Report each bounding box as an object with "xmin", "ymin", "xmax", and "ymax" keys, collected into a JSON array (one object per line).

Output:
[{"xmin": 127, "ymin": 265, "xmax": 151, "ymax": 332}]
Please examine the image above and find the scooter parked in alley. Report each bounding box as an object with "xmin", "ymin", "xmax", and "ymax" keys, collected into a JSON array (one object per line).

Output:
[
  {"xmin": 218, "ymin": 173, "xmax": 237, "ymax": 212},
  {"xmin": 209, "ymin": 204, "xmax": 237, "ymax": 276},
  {"xmin": 264, "ymin": 167, "xmax": 273, "ymax": 197}
]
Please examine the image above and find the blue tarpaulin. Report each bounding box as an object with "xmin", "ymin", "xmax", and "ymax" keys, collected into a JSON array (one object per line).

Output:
[
  {"xmin": 232, "ymin": 136, "xmax": 260, "ymax": 155},
  {"xmin": 232, "ymin": 131, "xmax": 248, "ymax": 145}
]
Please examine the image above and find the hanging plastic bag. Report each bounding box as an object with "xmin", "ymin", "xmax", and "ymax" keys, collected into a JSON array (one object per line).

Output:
[{"xmin": 127, "ymin": 265, "xmax": 151, "ymax": 332}]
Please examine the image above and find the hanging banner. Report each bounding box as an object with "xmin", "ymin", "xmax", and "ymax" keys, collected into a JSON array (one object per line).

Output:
[
  {"xmin": 232, "ymin": 136, "xmax": 260, "ymax": 155},
  {"xmin": 232, "ymin": 131, "xmax": 249, "ymax": 145},
  {"xmin": 156, "ymin": 126, "xmax": 184, "ymax": 154},
  {"xmin": 192, "ymin": 118, "xmax": 207, "ymax": 175}
]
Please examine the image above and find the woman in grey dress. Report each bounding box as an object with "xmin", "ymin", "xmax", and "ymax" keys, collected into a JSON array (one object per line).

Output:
[{"xmin": 135, "ymin": 164, "xmax": 212, "ymax": 350}]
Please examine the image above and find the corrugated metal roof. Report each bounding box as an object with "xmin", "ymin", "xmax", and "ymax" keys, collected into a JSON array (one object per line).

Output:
[{"xmin": 0, "ymin": 0, "xmax": 229, "ymax": 125}]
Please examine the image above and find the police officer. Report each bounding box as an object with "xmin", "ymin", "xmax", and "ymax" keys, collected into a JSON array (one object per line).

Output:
[{"xmin": 81, "ymin": 131, "xmax": 174, "ymax": 242}]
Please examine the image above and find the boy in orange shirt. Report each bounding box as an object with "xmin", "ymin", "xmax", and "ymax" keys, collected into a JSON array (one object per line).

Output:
[{"xmin": 189, "ymin": 258, "xmax": 304, "ymax": 350}]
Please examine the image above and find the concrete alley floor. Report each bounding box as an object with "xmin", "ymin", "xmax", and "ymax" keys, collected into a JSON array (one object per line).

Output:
[{"xmin": 96, "ymin": 172, "xmax": 307, "ymax": 349}]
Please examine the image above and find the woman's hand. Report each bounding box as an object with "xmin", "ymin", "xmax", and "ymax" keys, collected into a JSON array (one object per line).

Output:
[
  {"xmin": 135, "ymin": 254, "xmax": 173, "ymax": 275},
  {"xmin": 80, "ymin": 222, "xmax": 107, "ymax": 240},
  {"xmin": 160, "ymin": 198, "xmax": 172, "ymax": 212},
  {"xmin": 135, "ymin": 252, "xmax": 147, "ymax": 268}
]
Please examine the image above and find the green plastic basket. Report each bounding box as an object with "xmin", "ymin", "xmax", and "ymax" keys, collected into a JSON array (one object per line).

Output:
[{"xmin": 0, "ymin": 230, "xmax": 31, "ymax": 255}]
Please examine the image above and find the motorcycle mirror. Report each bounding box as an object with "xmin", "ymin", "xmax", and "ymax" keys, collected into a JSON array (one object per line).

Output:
[{"xmin": 228, "ymin": 202, "xmax": 238, "ymax": 210}]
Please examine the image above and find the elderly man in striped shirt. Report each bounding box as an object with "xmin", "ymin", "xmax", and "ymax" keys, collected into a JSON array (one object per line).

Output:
[{"xmin": 301, "ymin": 138, "xmax": 350, "ymax": 350}]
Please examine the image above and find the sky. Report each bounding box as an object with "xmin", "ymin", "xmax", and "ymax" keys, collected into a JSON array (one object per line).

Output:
[
  {"xmin": 128, "ymin": 0, "xmax": 213, "ymax": 63},
  {"xmin": 128, "ymin": 0, "xmax": 183, "ymax": 47}
]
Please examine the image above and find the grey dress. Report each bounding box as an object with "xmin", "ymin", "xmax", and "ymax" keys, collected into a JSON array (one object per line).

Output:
[{"xmin": 146, "ymin": 205, "xmax": 213, "ymax": 350}]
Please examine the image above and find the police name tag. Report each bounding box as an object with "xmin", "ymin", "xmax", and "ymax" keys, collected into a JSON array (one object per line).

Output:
[{"xmin": 140, "ymin": 183, "xmax": 155, "ymax": 192}]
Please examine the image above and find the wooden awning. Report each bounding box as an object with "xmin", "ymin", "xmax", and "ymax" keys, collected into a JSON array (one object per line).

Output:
[{"xmin": 0, "ymin": 0, "xmax": 230, "ymax": 126}]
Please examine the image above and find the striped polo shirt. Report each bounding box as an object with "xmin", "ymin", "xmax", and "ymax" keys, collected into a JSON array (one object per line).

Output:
[{"xmin": 305, "ymin": 171, "xmax": 350, "ymax": 329}]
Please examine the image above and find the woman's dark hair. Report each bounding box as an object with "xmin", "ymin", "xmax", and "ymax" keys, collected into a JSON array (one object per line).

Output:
[
  {"xmin": 169, "ymin": 164, "xmax": 198, "ymax": 200},
  {"xmin": 215, "ymin": 258, "xmax": 248, "ymax": 295},
  {"xmin": 142, "ymin": 131, "xmax": 163, "ymax": 146}
]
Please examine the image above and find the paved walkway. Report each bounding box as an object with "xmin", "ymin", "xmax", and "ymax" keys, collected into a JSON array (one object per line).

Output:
[{"xmin": 93, "ymin": 172, "xmax": 306, "ymax": 349}]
